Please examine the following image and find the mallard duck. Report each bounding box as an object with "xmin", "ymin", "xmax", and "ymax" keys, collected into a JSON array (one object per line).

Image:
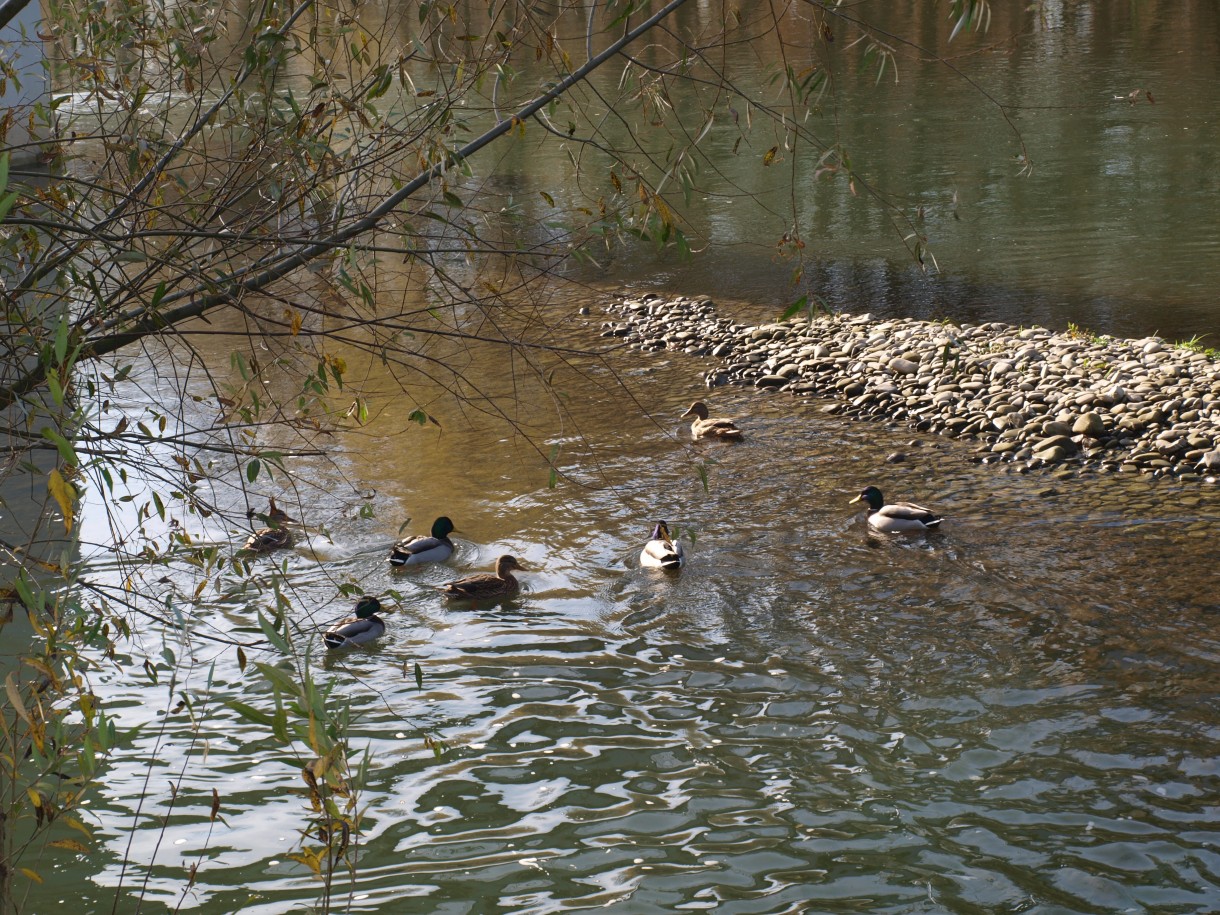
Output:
[
  {"xmin": 441, "ymin": 555, "xmax": 525, "ymax": 600},
  {"xmin": 681, "ymin": 401, "xmax": 744, "ymax": 441},
  {"xmin": 242, "ymin": 497, "xmax": 296, "ymax": 552},
  {"xmin": 389, "ymin": 516, "xmax": 456, "ymax": 566},
  {"xmin": 850, "ymin": 485, "xmax": 943, "ymax": 533},
  {"xmin": 640, "ymin": 520, "xmax": 684, "ymax": 569},
  {"xmin": 323, "ymin": 596, "xmax": 386, "ymax": 649}
]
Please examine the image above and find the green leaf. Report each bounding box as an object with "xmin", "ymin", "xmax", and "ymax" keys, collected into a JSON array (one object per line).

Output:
[
  {"xmin": 779, "ymin": 295, "xmax": 809, "ymax": 322},
  {"xmin": 53, "ymin": 315, "xmax": 69, "ymax": 365},
  {"xmin": 254, "ymin": 661, "xmax": 301, "ymax": 696},
  {"xmin": 246, "ymin": 459, "xmax": 260, "ymax": 483},
  {"xmin": 46, "ymin": 373, "xmax": 64, "ymax": 408},
  {"xmin": 0, "ymin": 191, "xmax": 19, "ymax": 224},
  {"xmin": 41, "ymin": 426, "xmax": 79, "ymax": 466},
  {"xmin": 414, "ymin": 662, "xmax": 423, "ymax": 690},
  {"xmin": 257, "ymin": 613, "xmax": 291, "ymax": 654},
  {"xmin": 227, "ymin": 699, "xmax": 275, "ymax": 727}
]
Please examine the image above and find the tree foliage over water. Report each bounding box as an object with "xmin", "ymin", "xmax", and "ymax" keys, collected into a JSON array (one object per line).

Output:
[{"xmin": 0, "ymin": 0, "xmax": 1003, "ymax": 906}]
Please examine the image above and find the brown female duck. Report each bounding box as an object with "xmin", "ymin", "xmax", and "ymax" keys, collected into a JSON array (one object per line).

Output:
[
  {"xmin": 441, "ymin": 555, "xmax": 526, "ymax": 600},
  {"xmin": 681, "ymin": 401, "xmax": 744, "ymax": 441}
]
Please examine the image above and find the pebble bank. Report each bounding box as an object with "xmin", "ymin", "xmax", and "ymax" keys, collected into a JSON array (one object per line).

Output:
[{"xmin": 600, "ymin": 294, "xmax": 1220, "ymax": 478}]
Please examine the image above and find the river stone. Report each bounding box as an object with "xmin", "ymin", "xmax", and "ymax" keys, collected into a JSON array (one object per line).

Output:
[
  {"xmin": 1072, "ymin": 412, "xmax": 1107, "ymax": 436},
  {"xmin": 1034, "ymin": 444, "xmax": 1074, "ymax": 463},
  {"xmin": 1035, "ymin": 435, "xmax": 1078, "ymax": 454},
  {"xmin": 595, "ymin": 293, "xmax": 1220, "ymax": 483}
]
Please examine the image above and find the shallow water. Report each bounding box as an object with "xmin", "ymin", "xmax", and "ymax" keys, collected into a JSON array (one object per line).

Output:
[{"xmin": 26, "ymin": 300, "xmax": 1220, "ymax": 914}]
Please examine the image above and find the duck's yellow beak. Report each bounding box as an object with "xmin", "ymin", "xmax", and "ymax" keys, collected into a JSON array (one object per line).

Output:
[{"xmin": 849, "ymin": 495, "xmax": 863, "ymax": 504}]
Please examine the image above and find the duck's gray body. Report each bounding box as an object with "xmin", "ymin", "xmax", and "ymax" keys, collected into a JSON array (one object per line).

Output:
[
  {"xmin": 323, "ymin": 597, "xmax": 386, "ymax": 649},
  {"xmin": 389, "ymin": 517, "xmax": 455, "ymax": 566}
]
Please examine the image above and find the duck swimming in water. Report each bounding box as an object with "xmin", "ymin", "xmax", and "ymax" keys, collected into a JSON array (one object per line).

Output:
[
  {"xmin": 441, "ymin": 555, "xmax": 526, "ymax": 600},
  {"xmin": 681, "ymin": 401, "xmax": 744, "ymax": 441},
  {"xmin": 389, "ymin": 516, "xmax": 456, "ymax": 566},
  {"xmin": 323, "ymin": 596, "xmax": 386, "ymax": 649},
  {"xmin": 850, "ymin": 485, "xmax": 943, "ymax": 533},
  {"xmin": 640, "ymin": 520, "xmax": 684, "ymax": 569},
  {"xmin": 242, "ymin": 497, "xmax": 296, "ymax": 553}
]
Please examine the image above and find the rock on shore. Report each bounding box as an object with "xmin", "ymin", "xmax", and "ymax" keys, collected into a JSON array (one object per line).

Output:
[{"xmin": 600, "ymin": 294, "xmax": 1220, "ymax": 478}]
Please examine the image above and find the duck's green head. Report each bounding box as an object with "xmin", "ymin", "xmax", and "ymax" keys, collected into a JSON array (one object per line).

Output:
[
  {"xmin": 650, "ymin": 520, "xmax": 672, "ymax": 542},
  {"xmin": 850, "ymin": 486, "xmax": 884, "ymax": 510},
  {"xmin": 354, "ymin": 596, "xmax": 382, "ymax": 618},
  {"xmin": 431, "ymin": 516, "xmax": 456, "ymax": 538}
]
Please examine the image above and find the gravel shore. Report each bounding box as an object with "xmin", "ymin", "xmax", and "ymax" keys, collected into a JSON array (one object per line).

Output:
[{"xmin": 600, "ymin": 294, "xmax": 1220, "ymax": 479}]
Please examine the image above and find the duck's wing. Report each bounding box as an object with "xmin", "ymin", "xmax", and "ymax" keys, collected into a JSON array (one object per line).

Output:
[
  {"xmin": 879, "ymin": 502, "xmax": 942, "ymax": 526},
  {"xmin": 641, "ymin": 539, "xmax": 683, "ymax": 568},
  {"xmin": 698, "ymin": 418, "xmax": 744, "ymax": 440},
  {"xmin": 389, "ymin": 534, "xmax": 451, "ymax": 565},
  {"xmin": 323, "ymin": 615, "xmax": 385, "ymax": 648},
  {"xmin": 244, "ymin": 527, "xmax": 292, "ymax": 552},
  {"xmin": 441, "ymin": 573, "xmax": 502, "ymax": 598}
]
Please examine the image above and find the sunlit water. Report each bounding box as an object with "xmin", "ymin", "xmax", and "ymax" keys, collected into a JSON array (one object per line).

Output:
[
  {"xmin": 15, "ymin": 3, "xmax": 1220, "ymax": 911},
  {"xmin": 24, "ymin": 297, "xmax": 1220, "ymax": 914}
]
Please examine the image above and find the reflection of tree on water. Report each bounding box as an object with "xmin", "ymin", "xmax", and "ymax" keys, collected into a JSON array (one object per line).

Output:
[{"xmin": 1, "ymin": 301, "xmax": 80, "ymax": 610}]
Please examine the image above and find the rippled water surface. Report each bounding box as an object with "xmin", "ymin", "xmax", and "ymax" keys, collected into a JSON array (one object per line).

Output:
[
  {"xmin": 12, "ymin": 3, "xmax": 1220, "ymax": 911},
  {"xmin": 30, "ymin": 301, "xmax": 1220, "ymax": 914}
]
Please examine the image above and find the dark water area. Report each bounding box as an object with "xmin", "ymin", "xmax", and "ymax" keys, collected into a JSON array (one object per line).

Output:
[{"xmin": 562, "ymin": 2, "xmax": 1220, "ymax": 341}]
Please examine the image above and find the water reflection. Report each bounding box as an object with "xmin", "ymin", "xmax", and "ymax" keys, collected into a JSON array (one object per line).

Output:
[{"xmin": 41, "ymin": 304, "xmax": 1219, "ymax": 913}]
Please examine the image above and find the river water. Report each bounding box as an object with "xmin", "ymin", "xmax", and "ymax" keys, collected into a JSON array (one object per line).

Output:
[
  {"xmin": 14, "ymin": 1, "xmax": 1220, "ymax": 912},
  {"xmin": 28, "ymin": 295, "xmax": 1218, "ymax": 913}
]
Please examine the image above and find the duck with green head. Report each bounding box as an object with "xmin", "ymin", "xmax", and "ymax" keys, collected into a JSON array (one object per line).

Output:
[
  {"xmin": 323, "ymin": 596, "xmax": 386, "ymax": 649},
  {"xmin": 242, "ymin": 497, "xmax": 296, "ymax": 553},
  {"xmin": 850, "ymin": 485, "xmax": 943, "ymax": 533},
  {"xmin": 441, "ymin": 555, "xmax": 526, "ymax": 600},
  {"xmin": 389, "ymin": 516, "xmax": 456, "ymax": 566}
]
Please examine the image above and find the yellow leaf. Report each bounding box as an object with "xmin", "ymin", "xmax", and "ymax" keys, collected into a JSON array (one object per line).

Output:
[
  {"xmin": 64, "ymin": 816, "xmax": 93, "ymax": 838},
  {"xmin": 47, "ymin": 469, "xmax": 75, "ymax": 533},
  {"xmin": 6, "ymin": 674, "xmax": 31, "ymax": 725},
  {"xmin": 288, "ymin": 850, "xmax": 322, "ymax": 876},
  {"xmin": 20, "ymin": 867, "xmax": 42, "ymax": 884},
  {"xmin": 49, "ymin": 839, "xmax": 90, "ymax": 853}
]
